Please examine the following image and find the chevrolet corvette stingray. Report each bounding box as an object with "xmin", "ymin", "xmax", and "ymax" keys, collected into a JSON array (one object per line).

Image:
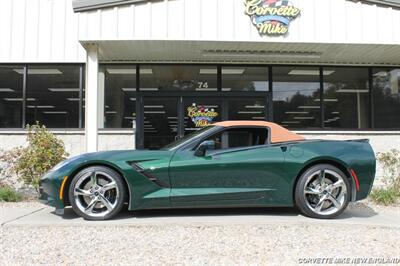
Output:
[{"xmin": 40, "ymin": 121, "xmax": 376, "ymax": 220}]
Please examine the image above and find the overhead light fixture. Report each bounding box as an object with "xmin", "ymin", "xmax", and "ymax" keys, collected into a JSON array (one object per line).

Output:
[
  {"xmin": 13, "ymin": 69, "xmax": 62, "ymax": 75},
  {"xmin": 199, "ymin": 69, "xmax": 218, "ymax": 75},
  {"xmin": 122, "ymin": 88, "xmax": 137, "ymax": 92},
  {"xmin": 314, "ymin": 98, "xmax": 338, "ymax": 102},
  {"xmin": 141, "ymin": 88, "xmax": 158, "ymax": 91},
  {"xmin": 4, "ymin": 98, "xmax": 36, "ymax": 101},
  {"xmin": 288, "ymin": 70, "xmax": 334, "ymax": 76},
  {"xmin": 221, "ymin": 88, "xmax": 232, "ymax": 91},
  {"xmin": 140, "ymin": 69, "xmax": 153, "ymax": 75},
  {"xmin": 167, "ymin": 117, "xmax": 177, "ymax": 119},
  {"xmin": 106, "ymin": 68, "xmax": 136, "ymax": 75},
  {"xmin": 294, "ymin": 116, "xmax": 315, "ymax": 120},
  {"xmin": 130, "ymin": 98, "xmax": 136, "ymax": 101},
  {"xmin": 105, "ymin": 111, "xmax": 117, "ymax": 114},
  {"xmin": 281, "ymin": 121, "xmax": 301, "ymax": 124},
  {"xmin": 245, "ymin": 105, "xmax": 265, "ymax": 109},
  {"xmin": 331, "ymin": 111, "xmax": 340, "ymax": 114},
  {"xmin": 203, "ymin": 105, "xmax": 218, "ymax": 108},
  {"xmin": 202, "ymin": 49, "xmax": 322, "ymax": 59},
  {"xmin": 144, "ymin": 111, "xmax": 166, "ymax": 114},
  {"xmin": 373, "ymin": 71, "xmax": 387, "ymax": 77},
  {"xmin": 67, "ymin": 98, "xmax": 80, "ymax": 101},
  {"xmin": 285, "ymin": 111, "xmax": 309, "ymax": 114},
  {"xmin": 195, "ymin": 88, "xmax": 217, "ymax": 91},
  {"xmin": 144, "ymin": 105, "xmax": 164, "ymax": 108},
  {"xmin": 298, "ymin": 105, "xmax": 320, "ymax": 109},
  {"xmin": 0, "ymin": 88, "xmax": 14, "ymax": 92},
  {"xmin": 43, "ymin": 111, "xmax": 67, "ymax": 114},
  {"xmin": 144, "ymin": 130, "xmax": 157, "ymax": 133},
  {"xmin": 252, "ymin": 116, "xmax": 265, "ymax": 119},
  {"xmin": 124, "ymin": 116, "xmax": 135, "ymax": 120},
  {"xmin": 27, "ymin": 105, "xmax": 55, "ymax": 109},
  {"xmin": 48, "ymin": 88, "xmax": 79, "ymax": 92},
  {"xmin": 336, "ymin": 89, "xmax": 369, "ymax": 93},
  {"xmin": 238, "ymin": 111, "xmax": 262, "ymax": 114}
]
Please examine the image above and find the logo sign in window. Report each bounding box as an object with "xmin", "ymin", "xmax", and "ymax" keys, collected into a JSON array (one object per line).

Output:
[
  {"xmin": 245, "ymin": 0, "xmax": 301, "ymax": 36},
  {"xmin": 187, "ymin": 103, "xmax": 218, "ymax": 127}
]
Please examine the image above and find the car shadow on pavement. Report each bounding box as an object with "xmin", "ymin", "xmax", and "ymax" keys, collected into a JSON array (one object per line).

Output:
[
  {"xmin": 337, "ymin": 202, "xmax": 378, "ymax": 219},
  {"xmin": 61, "ymin": 202, "xmax": 378, "ymax": 221},
  {"xmin": 61, "ymin": 206, "xmax": 300, "ymax": 220}
]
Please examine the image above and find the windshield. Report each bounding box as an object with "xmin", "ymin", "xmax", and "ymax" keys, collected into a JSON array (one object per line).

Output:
[{"xmin": 162, "ymin": 125, "xmax": 214, "ymax": 150}]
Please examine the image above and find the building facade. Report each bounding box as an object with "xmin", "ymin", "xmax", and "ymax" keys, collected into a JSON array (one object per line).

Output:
[{"xmin": 0, "ymin": 0, "xmax": 399, "ymax": 182}]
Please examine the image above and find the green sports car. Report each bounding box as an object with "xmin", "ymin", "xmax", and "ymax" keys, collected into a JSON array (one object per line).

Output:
[{"xmin": 39, "ymin": 121, "xmax": 376, "ymax": 220}]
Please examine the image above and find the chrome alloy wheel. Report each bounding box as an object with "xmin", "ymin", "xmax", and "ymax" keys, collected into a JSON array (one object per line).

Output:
[
  {"xmin": 73, "ymin": 170, "xmax": 119, "ymax": 218},
  {"xmin": 303, "ymin": 169, "xmax": 347, "ymax": 216}
]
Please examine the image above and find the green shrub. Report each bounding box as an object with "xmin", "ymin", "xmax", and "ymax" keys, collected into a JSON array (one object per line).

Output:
[
  {"xmin": 0, "ymin": 186, "xmax": 24, "ymax": 202},
  {"xmin": 370, "ymin": 188, "xmax": 400, "ymax": 205},
  {"xmin": 370, "ymin": 149, "xmax": 400, "ymax": 205},
  {"xmin": 0, "ymin": 123, "xmax": 69, "ymax": 190}
]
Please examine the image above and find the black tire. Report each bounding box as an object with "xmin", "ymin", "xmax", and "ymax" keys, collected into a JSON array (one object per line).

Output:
[
  {"xmin": 294, "ymin": 164, "xmax": 351, "ymax": 219},
  {"xmin": 68, "ymin": 166, "xmax": 126, "ymax": 220}
]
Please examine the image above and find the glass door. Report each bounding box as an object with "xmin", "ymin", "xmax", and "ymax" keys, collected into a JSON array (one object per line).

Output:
[
  {"xmin": 143, "ymin": 97, "xmax": 179, "ymax": 150},
  {"xmin": 183, "ymin": 97, "xmax": 222, "ymax": 136}
]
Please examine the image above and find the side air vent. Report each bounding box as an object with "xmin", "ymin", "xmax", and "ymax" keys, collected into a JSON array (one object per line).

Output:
[{"xmin": 129, "ymin": 161, "xmax": 168, "ymax": 188}]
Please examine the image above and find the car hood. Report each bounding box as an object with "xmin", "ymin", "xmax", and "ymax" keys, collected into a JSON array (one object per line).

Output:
[{"xmin": 51, "ymin": 149, "xmax": 175, "ymax": 175}]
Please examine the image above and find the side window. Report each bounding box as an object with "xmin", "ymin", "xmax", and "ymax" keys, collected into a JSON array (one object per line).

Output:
[{"xmin": 206, "ymin": 127, "xmax": 269, "ymax": 150}]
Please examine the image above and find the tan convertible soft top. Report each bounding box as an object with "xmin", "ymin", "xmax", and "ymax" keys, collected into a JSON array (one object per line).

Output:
[{"xmin": 214, "ymin": 121, "xmax": 305, "ymax": 144}]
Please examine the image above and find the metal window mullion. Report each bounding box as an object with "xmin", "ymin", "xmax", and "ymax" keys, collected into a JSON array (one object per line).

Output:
[
  {"xmin": 319, "ymin": 66, "xmax": 324, "ymax": 129},
  {"xmin": 79, "ymin": 65, "xmax": 83, "ymax": 129},
  {"xmin": 268, "ymin": 66, "xmax": 273, "ymax": 121},
  {"xmin": 22, "ymin": 65, "xmax": 27, "ymax": 128},
  {"xmin": 217, "ymin": 65, "xmax": 222, "ymax": 91},
  {"xmin": 135, "ymin": 64, "xmax": 143, "ymax": 149},
  {"xmin": 368, "ymin": 67, "xmax": 374, "ymax": 129}
]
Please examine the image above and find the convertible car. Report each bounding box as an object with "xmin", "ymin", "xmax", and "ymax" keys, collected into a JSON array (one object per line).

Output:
[{"xmin": 40, "ymin": 121, "xmax": 376, "ymax": 220}]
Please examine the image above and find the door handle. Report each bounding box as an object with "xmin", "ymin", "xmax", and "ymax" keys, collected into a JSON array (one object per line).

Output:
[{"xmin": 280, "ymin": 146, "xmax": 287, "ymax": 152}]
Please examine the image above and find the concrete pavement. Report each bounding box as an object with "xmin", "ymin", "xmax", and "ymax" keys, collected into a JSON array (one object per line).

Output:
[{"xmin": 1, "ymin": 201, "xmax": 399, "ymax": 228}]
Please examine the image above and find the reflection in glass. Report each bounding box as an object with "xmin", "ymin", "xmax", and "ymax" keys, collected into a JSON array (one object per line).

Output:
[
  {"xmin": 0, "ymin": 66, "xmax": 23, "ymax": 128},
  {"xmin": 144, "ymin": 98, "xmax": 178, "ymax": 149},
  {"xmin": 26, "ymin": 65, "xmax": 81, "ymax": 128},
  {"xmin": 222, "ymin": 67, "xmax": 269, "ymax": 91},
  {"xmin": 101, "ymin": 65, "xmax": 136, "ymax": 128},
  {"xmin": 140, "ymin": 65, "xmax": 217, "ymax": 91},
  {"xmin": 323, "ymin": 68, "xmax": 369, "ymax": 129},
  {"xmin": 228, "ymin": 98, "xmax": 267, "ymax": 121},
  {"xmin": 273, "ymin": 66, "xmax": 321, "ymax": 128},
  {"xmin": 372, "ymin": 68, "xmax": 400, "ymax": 128}
]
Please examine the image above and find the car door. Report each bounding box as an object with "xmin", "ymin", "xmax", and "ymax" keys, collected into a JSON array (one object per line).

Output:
[{"xmin": 168, "ymin": 126, "xmax": 287, "ymax": 207}]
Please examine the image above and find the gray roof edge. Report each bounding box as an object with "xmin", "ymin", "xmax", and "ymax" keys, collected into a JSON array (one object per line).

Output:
[{"xmin": 72, "ymin": 0, "xmax": 400, "ymax": 12}]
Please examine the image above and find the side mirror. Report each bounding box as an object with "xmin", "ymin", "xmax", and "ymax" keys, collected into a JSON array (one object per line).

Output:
[{"xmin": 194, "ymin": 140, "xmax": 215, "ymax": 157}]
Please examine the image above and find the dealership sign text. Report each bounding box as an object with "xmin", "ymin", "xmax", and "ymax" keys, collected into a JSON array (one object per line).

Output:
[{"xmin": 245, "ymin": 0, "xmax": 300, "ymax": 36}]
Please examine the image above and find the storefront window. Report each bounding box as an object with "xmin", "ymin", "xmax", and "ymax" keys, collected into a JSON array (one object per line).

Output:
[
  {"xmin": 228, "ymin": 98, "xmax": 267, "ymax": 121},
  {"xmin": 26, "ymin": 65, "xmax": 81, "ymax": 128},
  {"xmin": 372, "ymin": 68, "xmax": 400, "ymax": 129},
  {"xmin": 273, "ymin": 66, "xmax": 321, "ymax": 128},
  {"xmin": 101, "ymin": 65, "xmax": 136, "ymax": 128},
  {"xmin": 323, "ymin": 67, "xmax": 370, "ymax": 129},
  {"xmin": 144, "ymin": 97, "xmax": 178, "ymax": 149},
  {"xmin": 221, "ymin": 66, "xmax": 269, "ymax": 91},
  {"xmin": 0, "ymin": 66, "xmax": 24, "ymax": 128},
  {"xmin": 140, "ymin": 65, "xmax": 217, "ymax": 91}
]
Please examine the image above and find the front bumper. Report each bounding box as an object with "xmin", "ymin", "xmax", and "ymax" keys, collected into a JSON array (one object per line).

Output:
[{"xmin": 39, "ymin": 171, "xmax": 66, "ymax": 211}]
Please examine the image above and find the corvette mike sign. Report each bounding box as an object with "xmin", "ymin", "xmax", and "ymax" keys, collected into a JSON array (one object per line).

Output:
[{"xmin": 245, "ymin": 0, "xmax": 301, "ymax": 36}]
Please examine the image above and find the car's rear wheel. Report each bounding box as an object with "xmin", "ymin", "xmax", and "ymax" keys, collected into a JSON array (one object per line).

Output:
[
  {"xmin": 68, "ymin": 166, "xmax": 126, "ymax": 220},
  {"xmin": 295, "ymin": 164, "xmax": 350, "ymax": 219}
]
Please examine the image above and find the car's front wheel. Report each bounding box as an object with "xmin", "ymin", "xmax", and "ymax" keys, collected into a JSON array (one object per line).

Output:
[
  {"xmin": 295, "ymin": 164, "xmax": 350, "ymax": 219},
  {"xmin": 68, "ymin": 166, "xmax": 126, "ymax": 220}
]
